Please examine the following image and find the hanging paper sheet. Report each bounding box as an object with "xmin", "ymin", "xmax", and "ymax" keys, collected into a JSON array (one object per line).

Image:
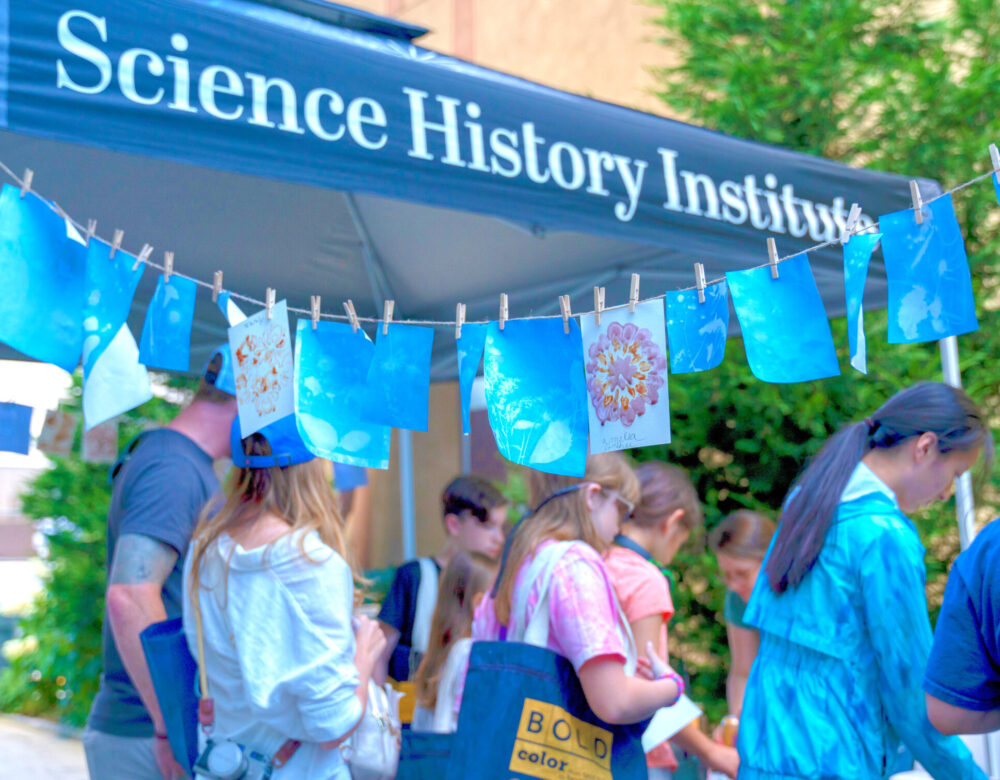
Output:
[
  {"xmin": 217, "ymin": 290, "xmax": 247, "ymax": 326},
  {"xmin": 333, "ymin": 462, "xmax": 368, "ymax": 492},
  {"xmin": 879, "ymin": 194, "xmax": 978, "ymax": 344},
  {"xmin": 727, "ymin": 255, "xmax": 840, "ymax": 384},
  {"xmin": 994, "ymin": 173, "xmax": 1000, "ymax": 207},
  {"xmin": 83, "ymin": 325, "xmax": 153, "ymax": 430},
  {"xmin": 361, "ymin": 324, "xmax": 435, "ymax": 432},
  {"xmin": 138, "ymin": 274, "xmax": 198, "ymax": 372},
  {"xmin": 294, "ymin": 320, "xmax": 391, "ymax": 470},
  {"xmin": 78, "ymin": 227, "xmax": 145, "ymax": 377},
  {"xmin": 82, "ymin": 418, "xmax": 118, "ymax": 463},
  {"xmin": 843, "ymin": 233, "xmax": 882, "ymax": 375},
  {"xmin": 37, "ymin": 409, "xmax": 76, "ymax": 457},
  {"xmin": 0, "ymin": 185, "xmax": 84, "ymax": 371},
  {"xmin": 665, "ymin": 281, "xmax": 729, "ymax": 374},
  {"xmin": 228, "ymin": 300, "xmax": 294, "ymax": 437},
  {"xmin": 0, "ymin": 402, "xmax": 32, "ymax": 455},
  {"xmin": 484, "ymin": 319, "xmax": 588, "ymax": 477},
  {"xmin": 581, "ymin": 300, "xmax": 670, "ymax": 454},
  {"xmin": 457, "ymin": 323, "xmax": 489, "ymax": 435}
]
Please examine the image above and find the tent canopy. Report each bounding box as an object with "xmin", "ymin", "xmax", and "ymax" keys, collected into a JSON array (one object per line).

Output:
[{"xmin": 0, "ymin": 0, "xmax": 941, "ymax": 379}]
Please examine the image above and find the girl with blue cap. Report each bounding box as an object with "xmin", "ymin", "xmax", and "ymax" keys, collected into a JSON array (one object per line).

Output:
[{"xmin": 737, "ymin": 381, "xmax": 992, "ymax": 780}]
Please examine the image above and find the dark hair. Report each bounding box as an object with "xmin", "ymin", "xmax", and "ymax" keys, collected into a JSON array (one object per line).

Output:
[
  {"xmin": 442, "ymin": 474, "xmax": 506, "ymax": 523},
  {"xmin": 628, "ymin": 461, "xmax": 704, "ymax": 530},
  {"xmin": 193, "ymin": 378, "xmax": 235, "ymax": 405},
  {"xmin": 766, "ymin": 382, "xmax": 992, "ymax": 593},
  {"xmin": 710, "ymin": 510, "xmax": 775, "ymax": 561}
]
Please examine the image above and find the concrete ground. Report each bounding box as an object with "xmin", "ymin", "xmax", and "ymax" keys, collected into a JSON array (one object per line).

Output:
[{"xmin": 0, "ymin": 714, "xmax": 88, "ymax": 779}]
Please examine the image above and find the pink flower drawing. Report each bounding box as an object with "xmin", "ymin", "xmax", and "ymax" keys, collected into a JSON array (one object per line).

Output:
[{"xmin": 585, "ymin": 322, "xmax": 667, "ymax": 426}]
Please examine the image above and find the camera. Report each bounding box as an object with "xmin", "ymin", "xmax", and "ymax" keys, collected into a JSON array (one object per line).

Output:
[{"xmin": 194, "ymin": 739, "xmax": 275, "ymax": 780}]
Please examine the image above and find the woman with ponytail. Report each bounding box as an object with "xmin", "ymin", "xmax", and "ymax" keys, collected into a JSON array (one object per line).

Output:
[{"xmin": 737, "ymin": 382, "xmax": 992, "ymax": 780}]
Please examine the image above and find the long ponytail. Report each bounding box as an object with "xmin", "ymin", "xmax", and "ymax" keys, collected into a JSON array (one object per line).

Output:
[{"xmin": 766, "ymin": 382, "xmax": 991, "ymax": 593}]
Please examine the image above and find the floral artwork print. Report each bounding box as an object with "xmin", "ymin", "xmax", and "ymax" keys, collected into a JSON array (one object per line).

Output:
[
  {"xmin": 228, "ymin": 299, "xmax": 295, "ymax": 436},
  {"xmin": 580, "ymin": 299, "xmax": 671, "ymax": 454},
  {"xmin": 585, "ymin": 321, "xmax": 666, "ymax": 426}
]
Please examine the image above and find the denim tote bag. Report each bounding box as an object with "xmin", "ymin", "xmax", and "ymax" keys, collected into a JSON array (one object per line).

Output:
[
  {"xmin": 397, "ymin": 731, "xmax": 454, "ymax": 780},
  {"xmin": 140, "ymin": 617, "xmax": 199, "ymax": 772}
]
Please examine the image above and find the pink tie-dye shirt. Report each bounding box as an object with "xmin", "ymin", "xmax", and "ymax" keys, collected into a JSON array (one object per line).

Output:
[{"xmin": 471, "ymin": 539, "xmax": 627, "ymax": 670}]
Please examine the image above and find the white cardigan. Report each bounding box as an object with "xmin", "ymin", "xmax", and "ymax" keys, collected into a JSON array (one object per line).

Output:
[{"xmin": 182, "ymin": 530, "xmax": 361, "ymax": 779}]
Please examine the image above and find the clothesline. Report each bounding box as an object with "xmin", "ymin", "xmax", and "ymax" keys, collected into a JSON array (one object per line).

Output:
[{"xmin": 1, "ymin": 155, "xmax": 994, "ymax": 329}]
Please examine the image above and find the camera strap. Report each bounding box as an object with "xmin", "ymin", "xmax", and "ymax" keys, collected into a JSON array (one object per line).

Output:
[{"xmin": 191, "ymin": 541, "xmax": 302, "ymax": 768}]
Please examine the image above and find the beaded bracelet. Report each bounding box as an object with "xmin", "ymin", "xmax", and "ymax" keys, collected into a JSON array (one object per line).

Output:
[{"xmin": 657, "ymin": 671, "xmax": 685, "ymax": 707}]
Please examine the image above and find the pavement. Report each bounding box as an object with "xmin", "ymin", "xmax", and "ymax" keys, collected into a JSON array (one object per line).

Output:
[{"xmin": 0, "ymin": 713, "xmax": 88, "ymax": 779}]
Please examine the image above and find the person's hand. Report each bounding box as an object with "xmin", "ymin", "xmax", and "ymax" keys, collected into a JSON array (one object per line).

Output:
[
  {"xmin": 645, "ymin": 640, "xmax": 674, "ymax": 679},
  {"xmin": 634, "ymin": 655, "xmax": 655, "ymax": 680},
  {"xmin": 153, "ymin": 735, "xmax": 185, "ymax": 779},
  {"xmin": 354, "ymin": 615, "xmax": 387, "ymax": 679},
  {"xmin": 706, "ymin": 743, "xmax": 740, "ymax": 779}
]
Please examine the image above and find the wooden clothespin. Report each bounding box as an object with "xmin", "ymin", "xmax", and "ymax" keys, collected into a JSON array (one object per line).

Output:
[
  {"xmin": 990, "ymin": 143, "xmax": 1000, "ymax": 174},
  {"xmin": 841, "ymin": 203, "xmax": 862, "ymax": 245},
  {"xmin": 382, "ymin": 299, "xmax": 394, "ymax": 335},
  {"xmin": 910, "ymin": 180, "xmax": 924, "ymax": 225},
  {"xmin": 311, "ymin": 295, "xmax": 321, "ymax": 330},
  {"xmin": 110, "ymin": 229, "xmax": 124, "ymax": 259},
  {"xmin": 265, "ymin": 288, "xmax": 276, "ymax": 320},
  {"xmin": 343, "ymin": 300, "xmax": 360, "ymax": 333},
  {"xmin": 593, "ymin": 286, "xmax": 606, "ymax": 325},
  {"xmin": 694, "ymin": 262, "xmax": 707, "ymax": 304},
  {"xmin": 163, "ymin": 251, "xmax": 174, "ymax": 282},
  {"xmin": 83, "ymin": 219, "xmax": 97, "ymax": 248},
  {"xmin": 498, "ymin": 294, "xmax": 508, "ymax": 331},
  {"xmin": 212, "ymin": 272, "xmax": 223, "ymax": 303},
  {"xmin": 132, "ymin": 243, "xmax": 153, "ymax": 271},
  {"xmin": 19, "ymin": 169, "xmax": 33, "ymax": 199},
  {"xmin": 629, "ymin": 273, "xmax": 640, "ymax": 313},
  {"xmin": 767, "ymin": 238, "xmax": 780, "ymax": 280},
  {"xmin": 456, "ymin": 303, "xmax": 466, "ymax": 340},
  {"xmin": 559, "ymin": 295, "xmax": 572, "ymax": 334}
]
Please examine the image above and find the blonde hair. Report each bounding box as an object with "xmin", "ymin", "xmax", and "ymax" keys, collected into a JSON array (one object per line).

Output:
[
  {"xmin": 709, "ymin": 510, "xmax": 775, "ymax": 562},
  {"xmin": 493, "ymin": 453, "xmax": 639, "ymax": 626},
  {"xmin": 189, "ymin": 433, "xmax": 357, "ymax": 600},
  {"xmin": 628, "ymin": 461, "xmax": 703, "ymax": 531},
  {"xmin": 414, "ymin": 552, "xmax": 498, "ymax": 710}
]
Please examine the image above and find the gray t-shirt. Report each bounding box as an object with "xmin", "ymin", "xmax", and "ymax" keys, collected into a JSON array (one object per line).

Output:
[{"xmin": 87, "ymin": 428, "xmax": 219, "ymax": 737}]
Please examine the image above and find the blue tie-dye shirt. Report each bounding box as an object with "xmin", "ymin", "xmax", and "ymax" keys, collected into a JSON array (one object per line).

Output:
[{"xmin": 737, "ymin": 463, "xmax": 984, "ymax": 779}]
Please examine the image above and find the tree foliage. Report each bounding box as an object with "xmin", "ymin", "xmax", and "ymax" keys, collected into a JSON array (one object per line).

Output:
[{"xmin": 644, "ymin": 0, "xmax": 1000, "ymax": 721}]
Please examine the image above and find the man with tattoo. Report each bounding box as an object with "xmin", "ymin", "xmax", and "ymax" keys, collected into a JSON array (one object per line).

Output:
[{"xmin": 82, "ymin": 348, "xmax": 238, "ymax": 780}]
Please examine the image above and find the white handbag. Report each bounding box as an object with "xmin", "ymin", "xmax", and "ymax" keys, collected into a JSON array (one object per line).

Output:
[{"xmin": 341, "ymin": 679, "xmax": 402, "ymax": 780}]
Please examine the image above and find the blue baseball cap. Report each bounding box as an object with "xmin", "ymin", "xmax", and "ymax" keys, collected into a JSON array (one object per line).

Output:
[
  {"xmin": 230, "ymin": 414, "xmax": 315, "ymax": 468},
  {"xmin": 203, "ymin": 345, "xmax": 236, "ymax": 396}
]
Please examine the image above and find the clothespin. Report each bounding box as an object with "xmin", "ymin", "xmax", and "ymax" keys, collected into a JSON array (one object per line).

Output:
[
  {"xmin": 559, "ymin": 295, "xmax": 572, "ymax": 334},
  {"xmin": 83, "ymin": 219, "xmax": 97, "ymax": 247},
  {"xmin": 841, "ymin": 203, "xmax": 862, "ymax": 245},
  {"xmin": 265, "ymin": 288, "xmax": 276, "ymax": 320},
  {"xmin": 990, "ymin": 143, "xmax": 1000, "ymax": 174},
  {"xmin": 456, "ymin": 303, "xmax": 466, "ymax": 340},
  {"xmin": 343, "ymin": 300, "xmax": 360, "ymax": 333},
  {"xmin": 211, "ymin": 272, "xmax": 223, "ymax": 303},
  {"xmin": 110, "ymin": 229, "xmax": 124, "ymax": 259},
  {"xmin": 629, "ymin": 273, "xmax": 640, "ymax": 313},
  {"xmin": 767, "ymin": 238, "xmax": 780, "ymax": 280},
  {"xmin": 910, "ymin": 180, "xmax": 924, "ymax": 225},
  {"xmin": 382, "ymin": 299, "xmax": 394, "ymax": 335},
  {"xmin": 499, "ymin": 294, "xmax": 508, "ymax": 331},
  {"xmin": 132, "ymin": 243, "xmax": 153, "ymax": 271},
  {"xmin": 694, "ymin": 263, "xmax": 707, "ymax": 304},
  {"xmin": 163, "ymin": 251, "xmax": 174, "ymax": 282},
  {"xmin": 19, "ymin": 169, "xmax": 33, "ymax": 199},
  {"xmin": 311, "ymin": 295, "xmax": 321, "ymax": 330}
]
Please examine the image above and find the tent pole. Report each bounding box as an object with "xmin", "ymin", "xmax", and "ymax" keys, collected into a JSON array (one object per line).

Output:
[
  {"xmin": 939, "ymin": 335, "xmax": 997, "ymax": 779},
  {"xmin": 398, "ymin": 429, "xmax": 417, "ymax": 560}
]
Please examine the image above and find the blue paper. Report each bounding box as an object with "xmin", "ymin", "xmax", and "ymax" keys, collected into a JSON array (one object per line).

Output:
[
  {"xmin": 361, "ymin": 324, "xmax": 435, "ymax": 432},
  {"xmin": 665, "ymin": 281, "xmax": 729, "ymax": 374},
  {"xmin": 83, "ymin": 324, "xmax": 153, "ymax": 430},
  {"xmin": 0, "ymin": 185, "xmax": 85, "ymax": 370},
  {"xmin": 727, "ymin": 254, "xmax": 840, "ymax": 384},
  {"xmin": 217, "ymin": 290, "xmax": 247, "ymax": 326},
  {"xmin": 0, "ymin": 402, "xmax": 32, "ymax": 455},
  {"xmin": 457, "ymin": 323, "xmax": 488, "ymax": 435},
  {"xmin": 294, "ymin": 320, "xmax": 391, "ymax": 469},
  {"xmin": 843, "ymin": 233, "xmax": 882, "ymax": 375},
  {"xmin": 993, "ymin": 173, "xmax": 1000, "ymax": 208},
  {"xmin": 138, "ymin": 274, "xmax": 198, "ymax": 371},
  {"xmin": 879, "ymin": 194, "xmax": 978, "ymax": 344},
  {"xmin": 333, "ymin": 462, "xmax": 368, "ymax": 492},
  {"xmin": 484, "ymin": 319, "xmax": 588, "ymax": 477},
  {"xmin": 81, "ymin": 235, "xmax": 145, "ymax": 377}
]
